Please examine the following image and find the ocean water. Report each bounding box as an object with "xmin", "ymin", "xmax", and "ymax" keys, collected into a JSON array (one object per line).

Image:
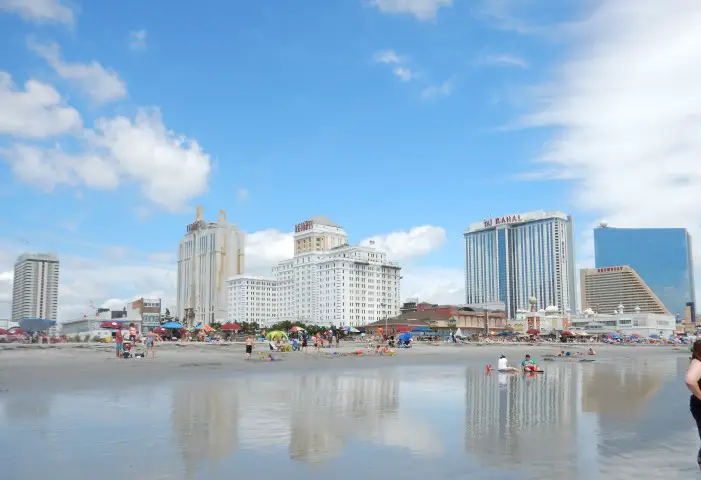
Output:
[{"xmin": 0, "ymin": 354, "xmax": 697, "ymax": 479}]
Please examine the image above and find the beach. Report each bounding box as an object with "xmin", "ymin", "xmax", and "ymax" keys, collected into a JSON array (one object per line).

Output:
[{"xmin": 0, "ymin": 340, "xmax": 689, "ymax": 393}]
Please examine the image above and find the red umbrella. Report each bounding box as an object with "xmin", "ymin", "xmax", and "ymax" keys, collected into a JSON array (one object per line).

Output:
[
  {"xmin": 220, "ymin": 323, "xmax": 241, "ymax": 331},
  {"xmin": 100, "ymin": 321, "xmax": 123, "ymax": 329},
  {"xmin": 0, "ymin": 328, "xmax": 7, "ymax": 335},
  {"xmin": 288, "ymin": 326, "xmax": 304, "ymax": 332},
  {"xmin": 561, "ymin": 330, "xmax": 574, "ymax": 336},
  {"xmin": 153, "ymin": 326, "xmax": 167, "ymax": 333},
  {"xmin": 8, "ymin": 327, "xmax": 24, "ymax": 335},
  {"xmin": 527, "ymin": 328, "xmax": 540, "ymax": 335}
]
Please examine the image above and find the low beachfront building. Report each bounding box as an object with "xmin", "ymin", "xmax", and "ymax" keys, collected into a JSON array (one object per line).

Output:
[{"xmin": 570, "ymin": 308, "xmax": 676, "ymax": 337}]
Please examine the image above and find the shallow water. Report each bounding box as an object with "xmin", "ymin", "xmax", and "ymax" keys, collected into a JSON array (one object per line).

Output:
[{"xmin": 0, "ymin": 354, "xmax": 697, "ymax": 479}]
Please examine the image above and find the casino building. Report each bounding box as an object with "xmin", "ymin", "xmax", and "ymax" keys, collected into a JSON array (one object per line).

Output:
[{"xmin": 464, "ymin": 210, "xmax": 576, "ymax": 319}]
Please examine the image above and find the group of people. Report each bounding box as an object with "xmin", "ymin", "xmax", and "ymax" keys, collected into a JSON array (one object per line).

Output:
[
  {"xmin": 114, "ymin": 323, "xmax": 156, "ymax": 359},
  {"xmin": 496, "ymin": 354, "xmax": 544, "ymax": 373}
]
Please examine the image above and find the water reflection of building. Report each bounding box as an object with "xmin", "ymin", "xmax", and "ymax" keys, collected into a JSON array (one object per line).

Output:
[
  {"xmin": 171, "ymin": 381, "xmax": 239, "ymax": 475},
  {"xmin": 289, "ymin": 373, "xmax": 400, "ymax": 463},
  {"xmin": 464, "ymin": 367, "xmax": 579, "ymax": 470},
  {"xmin": 581, "ymin": 363, "xmax": 665, "ymax": 417}
]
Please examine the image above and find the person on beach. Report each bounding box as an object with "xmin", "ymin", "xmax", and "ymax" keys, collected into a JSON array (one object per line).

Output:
[
  {"xmin": 302, "ymin": 332, "xmax": 308, "ymax": 353},
  {"xmin": 145, "ymin": 332, "xmax": 155, "ymax": 358},
  {"xmin": 128, "ymin": 323, "xmax": 137, "ymax": 343},
  {"xmin": 685, "ymin": 339, "xmax": 701, "ymax": 471},
  {"xmin": 245, "ymin": 336, "xmax": 253, "ymax": 360},
  {"xmin": 115, "ymin": 328, "xmax": 124, "ymax": 359},
  {"xmin": 521, "ymin": 354, "xmax": 542, "ymax": 372},
  {"xmin": 314, "ymin": 334, "xmax": 320, "ymax": 353},
  {"xmin": 497, "ymin": 355, "xmax": 518, "ymax": 372}
]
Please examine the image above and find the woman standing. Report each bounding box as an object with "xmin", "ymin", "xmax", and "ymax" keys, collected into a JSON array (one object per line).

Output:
[
  {"xmin": 145, "ymin": 332, "xmax": 155, "ymax": 358},
  {"xmin": 685, "ymin": 339, "xmax": 701, "ymax": 471}
]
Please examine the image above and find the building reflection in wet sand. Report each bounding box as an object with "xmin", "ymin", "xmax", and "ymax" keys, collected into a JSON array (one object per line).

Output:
[
  {"xmin": 171, "ymin": 370, "xmax": 443, "ymax": 470},
  {"xmin": 464, "ymin": 366, "xmax": 579, "ymax": 476}
]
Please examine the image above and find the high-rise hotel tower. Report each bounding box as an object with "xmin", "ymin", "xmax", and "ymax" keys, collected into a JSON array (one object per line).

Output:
[{"xmin": 464, "ymin": 211, "xmax": 576, "ymax": 319}]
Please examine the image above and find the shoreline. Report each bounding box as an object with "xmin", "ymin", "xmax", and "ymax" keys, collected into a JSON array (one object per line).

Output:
[{"xmin": 0, "ymin": 342, "xmax": 689, "ymax": 394}]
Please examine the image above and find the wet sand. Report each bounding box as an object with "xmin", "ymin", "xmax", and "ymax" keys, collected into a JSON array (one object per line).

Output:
[{"xmin": 0, "ymin": 341, "xmax": 689, "ymax": 393}]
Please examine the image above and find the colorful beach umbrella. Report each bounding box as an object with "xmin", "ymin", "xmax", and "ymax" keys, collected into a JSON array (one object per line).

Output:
[{"xmin": 220, "ymin": 322, "xmax": 241, "ymax": 331}]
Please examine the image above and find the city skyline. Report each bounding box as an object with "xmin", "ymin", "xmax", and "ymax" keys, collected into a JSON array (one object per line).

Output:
[{"xmin": 1, "ymin": 1, "xmax": 700, "ymax": 321}]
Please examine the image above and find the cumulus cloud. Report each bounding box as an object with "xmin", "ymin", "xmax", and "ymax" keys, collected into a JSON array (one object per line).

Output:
[
  {"xmin": 29, "ymin": 41, "xmax": 127, "ymax": 104},
  {"xmin": 244, "ymin": 229, "xmax": 294, "ymax": 274},
  {"xmin": 361, "ymin": 225, "xmax": 446, "ymax": 260},
  {"xmin": 0, "ymin": 0, "xmax": 73, "ymax": 25},
  {"xmin": 401, "ymin": 266, "xmax": 464, "ymax": 304},
  {"xmin": 0, "ymin": 72, "xmax": 82, "ymax": 138},
  {"xmin": 4, "ymin": 108, "xmax": 212, "ymax": 211},
  {"xmin": 370, "ymin": 0, "xmax": 453, "ymax": 21},
  {"xmin": 521, "ymin": 1, "xmax": 701, "ymax": 264}
]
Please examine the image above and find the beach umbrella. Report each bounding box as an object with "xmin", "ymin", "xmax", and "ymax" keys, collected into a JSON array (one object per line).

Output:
[
  {"xmin": 289, "ymin": 326, "xmax": 304, "ymax": 332},
  {"xmin": 266, "ymin": 331, "xmax": 288, "ymax": 341},
  {"xmin": 8, "ymin": 327, "xmax": 25, "ymax": 335},
  {"xmin": 153, "ymin": 327, "xmax": 167, "ymax": 334},
  {"xmin": 161, "ymin": 321, "xmax": 184, "ymax": 329},
  {"xmin": 0, "ymin": 328, "xmax": 7, "ymax": 335},
  {"xmin": 220, "ymin": 323, "xmax": 241, "ymax": 331},
  {"xmin": 100, "ymin": 321, "xmax": 123, "ymax": 329},
  {"xmin": 412, "ymin": 326, "xmax": 433, "ymax": 333},
  {"xmin": 527, "ymin": 328, "xmax": 540, "ymax": 335},
  {"xmin": 561, "ymin": 330, "xmax": 574, "ymax": 336},
  {"xmin": 344, "ymin": 326, "xmax": 360, "ymax": 333},
  {"xmin": 201, "ymin": 325, "xmax": 215, "ymax": 332},
  {"xmin": 398, "ymin": 333, "xmax": 413, "ymax": 342}
]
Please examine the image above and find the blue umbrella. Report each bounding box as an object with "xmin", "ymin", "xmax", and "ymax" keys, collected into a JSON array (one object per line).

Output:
[
  {"xmin": 399, "ymin": 333, "xmax": 413, "ymax": 342},
  {"xmin": 161, "ymin": 321, "xmax": 184, "ymax": 329},
  {"xmin": 411, "ymin": 326, "xmax": 433, "ymax": 332}
]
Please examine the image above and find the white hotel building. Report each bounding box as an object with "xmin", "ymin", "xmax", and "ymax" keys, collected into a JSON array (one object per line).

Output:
[
  {"xmin": 464, "ymin": 210, "xmax": 576, "ymax": 319},
  {"xmin": 227, "ymin": 216, "xmax": 401, "ymax": 327},
  {"xmin": 176, "ymin": 206, "xmax": 245, "ymax": 326}
]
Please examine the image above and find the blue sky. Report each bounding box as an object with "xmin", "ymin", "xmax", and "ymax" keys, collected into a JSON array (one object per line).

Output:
[{"xmin": 1, "ymin": 0, "xmax": 699, "ymax": 320}]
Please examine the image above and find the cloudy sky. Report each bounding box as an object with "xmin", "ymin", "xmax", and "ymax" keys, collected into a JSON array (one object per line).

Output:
[{"xmin": 1, "ymin": 0, "xmax": 700, "ymax": 320}]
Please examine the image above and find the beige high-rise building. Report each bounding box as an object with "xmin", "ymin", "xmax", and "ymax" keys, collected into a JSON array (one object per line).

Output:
[
  {"xmin": 580, "ymin": 265, "xmax": 669, "ymax": 315},
  {"xmin": 293, "ymin": 215, "xmax": 349, "ymax": 255}
]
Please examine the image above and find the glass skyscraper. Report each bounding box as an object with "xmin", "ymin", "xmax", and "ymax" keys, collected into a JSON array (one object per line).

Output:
[
  {"xmin": 464, "ymin": 211, "xmax": 577, "ymax": 319},
  {"xmin": 594, "ymin": 227, "xmax": 696, "ymax": 319}
]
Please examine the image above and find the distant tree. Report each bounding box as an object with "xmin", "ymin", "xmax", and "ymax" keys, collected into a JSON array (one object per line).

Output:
[
  {"xmin": 270, "ymin": 320, "xmax": 294, "ymax": 332},
  {"xmin": 211, "ymin": 321, "xmax": 222, "ymax": 331}
]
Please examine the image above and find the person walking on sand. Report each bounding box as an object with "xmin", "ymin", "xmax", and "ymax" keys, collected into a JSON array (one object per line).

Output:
[
  {"xmin": 245, "ymin": 336, "xmax": 253, "ymax": 360},
  {"xmin": 145, "ymin": 332, "xmax": 155, "ymax": 358},
  {"xmin": 115, "ymin": 328, "xmax": 124, "ymax": 359},
  {"xmin": 302, "ymin": 332, "xmax": 308, "ymax": 353},
  {"xmin": 685, "ymin": 339, "xmax": 701, "ymax": 471}
]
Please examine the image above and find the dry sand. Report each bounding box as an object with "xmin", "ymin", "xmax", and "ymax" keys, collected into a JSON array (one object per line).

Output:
[{"xmin": 0, "ymin": 341, "xmax": 689, "ymax": 393}]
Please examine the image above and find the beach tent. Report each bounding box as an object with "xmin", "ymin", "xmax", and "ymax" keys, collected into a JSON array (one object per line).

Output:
[
  {"xmin": 266, "ymin": 331, "xmax": 288, "ymax": 341},
  {"xmin": 161, "ymin": 321, "xmax": 184, "ymax": 329}
]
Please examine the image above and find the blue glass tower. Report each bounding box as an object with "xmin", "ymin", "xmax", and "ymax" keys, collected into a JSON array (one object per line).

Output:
[{"xmin": 594, "ymin": 227, "xmax": 695, "ymax": 319}]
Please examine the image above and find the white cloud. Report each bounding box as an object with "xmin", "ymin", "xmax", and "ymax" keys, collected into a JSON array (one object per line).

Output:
[
  {"xmin": 244, "ymin": 229, "xmax": 294, "ymax": 274},
  {"xmin": 129, "ymin": 29, "xmax": 147, "ymax": 50},
  {"xmin": 401, "ymin": 266, "xmax": 464, "ymax": 304},
  {"xmin": 370, "ymin": 0, "xmax": 453, "ymax": 21},
  {"xmin": 480, "ymin": 53, "xmax": 528, "ymax": 68},
  {"xmin": 421, "ymin": 78, "xmax": 454, "ymax": 100},
  {"xmin": 393, "ymin": 67, "xmax": 413, "ymax": 81},
  {"xmin": 0, "ymin": 71, "xmax": 82, "ymax": 138},
  {"xmin": 373, "ymin": 49, "xmax": 403, "ymax": 64},
  {"xmin": 373, "ymin": 49, "xmax": 415, "ymax": 82},
  {"xmin": 4, "ymin": 108, "xmax": 213, "ymax": 211},
  {"xmin": 0, "ymin": 0, "xmax": 73, "ymax": 24},
  {"xmin": 522, "ymin": 1, "xmax": 701, "ymax": 231},
  {"xmin": 520, "ymin": 0, "xmax": 701, "ymax": 300},
  {"xmin": 29, "ymin": 41, "xmax": 127, "ymax": 104},
  {"xmin": 361, "ymin": 225, "xmax": 446, "ymax": 260}
]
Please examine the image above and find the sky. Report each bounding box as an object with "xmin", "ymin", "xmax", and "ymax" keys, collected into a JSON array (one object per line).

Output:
[{"xmin": 1, "ymin": 0, "xmax": 700, "ymax": 321}]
